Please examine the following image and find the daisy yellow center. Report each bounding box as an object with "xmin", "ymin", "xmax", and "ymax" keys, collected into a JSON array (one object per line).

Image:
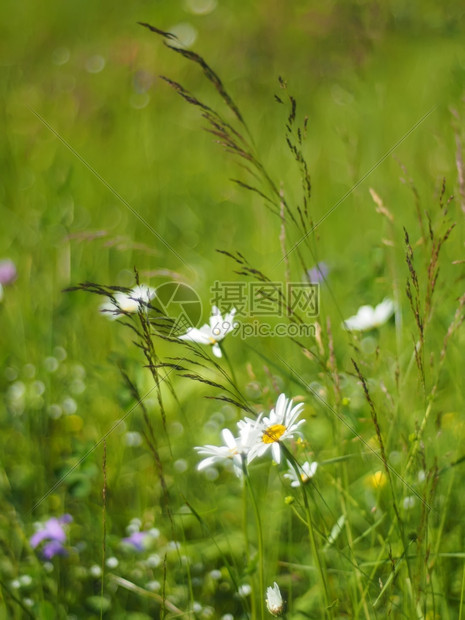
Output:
[
  {"xmin": 262, "ymin": 424, "xmax": 286, "ymax": 444},
  {"xmin": 208, "ymin": 336, "xmax": 218, "ymax": 345}
]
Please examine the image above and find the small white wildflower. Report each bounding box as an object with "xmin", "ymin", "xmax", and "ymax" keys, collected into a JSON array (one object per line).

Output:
[
  {"xmin": 343, "ymin": 298, "xmax": 395, "ymax": 331},
  {"xmin": 238, "ymin": 584, "xmax": 252, "ymax": 597},
  {"xmin": 90, "ymin": 565, "xmax": 102, "ymax": 577},
  {"xmin": 266, "ymin": 582, "xmax": 285, "ymax": 616},
  {"xmin": 403, "ymin": 496, "xmax": 415, "ymax": 510},
  {"xmin": 100, "ymin": 285, "xmax": 156, "ymax": 320},
  {"xmin": 105, "ymin": 557, "xmax": 118, "ymax": 569},
  {"xmin": 179, "ymin": 306, "xmax": 237, "ymax": 357},
  {"xmin": 284, "ymin": 460, "xmax": 318, "ymax": 487},
  {"xmin": 19, "ymin": 575, "xmax": 32, "ymax": 587},
  {"xmin": 125, "ymin": 431, "xmax": 143, "ymax": 447},
  {"xmin": 146, "ymin": 580, "xmax": 161, "ymax": 591},
  {"xmin": 146, "ymin": 553, "xmax": 161, "ymax": 568}
]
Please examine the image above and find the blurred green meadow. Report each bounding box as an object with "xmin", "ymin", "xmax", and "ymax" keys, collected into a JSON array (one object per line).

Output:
[{"xmin": 2, "ymin": 0, "xmax": 465, "ymax": 618}]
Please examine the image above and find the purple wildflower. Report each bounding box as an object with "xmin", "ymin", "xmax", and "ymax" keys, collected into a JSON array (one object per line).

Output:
[
  {"xmin": 122, "ymin": 530, "xmax": 150, "ymax": 551},
  {"xmin": 30, "ymin": 515, "xmax": 72, "ymax": 559},
  {"xmin": 306, "ymin": 261, "xmax": 329, "ymax": 284},
  {"xmin": 0, "ymin": 259, "xmax": 17, "ymax": 285},
  {"xmin": 42, "ymin": 539, "xmax": 68, "ymax": 560}
]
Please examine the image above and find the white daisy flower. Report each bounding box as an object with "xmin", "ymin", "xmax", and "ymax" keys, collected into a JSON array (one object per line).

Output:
[
  {"xmin": 195, "ymin": 428, "xmax": 245, "ymax": 478},
  {"xmin": 343, "ymin": 298, "xmax": 394, "ymax": 331},
  {"xmin": 237, "ymin": 415, "xmax": 263, "ymax": 450},
  {"xmin": 284, "ymin": 460, "xmax": 318, "ymax": 487},
  {"xmin": 179, "ymin": 305, "xmax": 237, "ymax": 357},
  {"xmin": 100, "ymin": 285, "xmax": 156, "ymax": 320},
  {"xmin": 247, "ymin": 394, "xmax": 306, "ymax": 465},
  {"xmin": 266, "ymin": 582, "xmax": 285, "ymax": 616}
]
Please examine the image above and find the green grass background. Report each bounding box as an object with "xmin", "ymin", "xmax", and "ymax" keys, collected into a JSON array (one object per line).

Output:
[{"xmin": 2, "ymin": 1, "xmax": 465, "ymax": 618}]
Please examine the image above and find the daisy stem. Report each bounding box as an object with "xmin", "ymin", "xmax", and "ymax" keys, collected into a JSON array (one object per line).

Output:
[
  {"xmin": 244, "ymin": 467, "xmax": 265, "ymax": 620},
  {"xmin": 285, "ymin": 449, "xmax": 332, "ymax": 618},
  {"xmin": 242, "ymin": 463, "xmax": 256, "ymax": 619}
]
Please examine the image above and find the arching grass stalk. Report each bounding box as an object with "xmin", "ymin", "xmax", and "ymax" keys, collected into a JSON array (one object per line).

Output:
[
  {"xmin": 283, "ymin": 446, "xmax": 333, "ymax": 619},
  {"xmin": 243, "ymin": 460, "xmax": 265, "ymax": 620}
]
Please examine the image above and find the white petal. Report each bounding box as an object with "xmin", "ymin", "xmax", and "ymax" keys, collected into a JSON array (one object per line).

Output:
[
  {"xmin": 131, "ymin": 284, "xmax": 156, "ymax": 302},
  {"xmin": 266, "ymin": 582, "xmax": 284, "ymax": 615},
  {"xmin": 271, "ymin": 442, "xmax": 281, "ymax": 464},
  {"xmin": 179, "ymin": 327, "xmax": 212, "ymax": 345},
  {"xmin": 197, "ymin": 456, "xmax": 216, "ymax": 470},
  {"xmin": 344, "ymin": 305, "xmax": 374, "ymax": 330},
  {"xmin": 212, "ymin": 343, "xmax": 222, "ymax": 357},
  {"xmin": 344, "ymin": 299, "xmax": 394, "ymax": 331},
  {"xmin": 209, "ymin": 306, "xmax": 222, "ymax": 329},
  {"xmin": 274, "ymin": 393, "xmax": 287, "ymax": 419},
  {"xmin": 224, "ymin": 308, "xmax": 237, "ymax": 328},
  {"xmin": 100, "ymin": 300, "xmax": 120, "ymax": 320},
  {"xmin": 374, "ymin": 298, "xmax": 394, "ymax": 324},
  {"xmin": 303, "ymin": 461, "xmax": 318, "ymax": 478},
  {"xmin": 222, "ymin": 428, "xmax": 236, "ymax": 450}
]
